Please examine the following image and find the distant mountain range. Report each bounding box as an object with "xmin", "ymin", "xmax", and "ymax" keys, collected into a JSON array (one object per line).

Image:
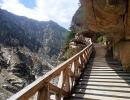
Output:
[{"xmin": 0, "ymin": 9, "xmax": 68, "ymax": 56}]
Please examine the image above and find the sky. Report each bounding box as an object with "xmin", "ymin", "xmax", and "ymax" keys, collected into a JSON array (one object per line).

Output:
[{"xmin": 0, "ymin": 0, "xmax": 79, "ymax": 29}]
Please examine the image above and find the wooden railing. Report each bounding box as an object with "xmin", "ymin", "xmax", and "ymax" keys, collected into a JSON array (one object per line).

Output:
[{"xmin": 8, "ymin": 39, "xmax": 93, "ymax": 100}]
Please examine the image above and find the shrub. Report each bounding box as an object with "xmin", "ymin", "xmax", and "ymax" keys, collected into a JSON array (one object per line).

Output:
[{"xmin": 65, "ymin": 31, "xmax": 76, "ymax": 45}]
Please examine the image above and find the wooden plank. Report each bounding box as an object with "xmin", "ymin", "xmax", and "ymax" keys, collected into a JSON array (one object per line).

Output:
[
  {"xmin": 86, "ymin": 66, "xmax": 121, "ymax": 68},
  {"xmin": 83, "ymin": 73, "xmax": 130, "ymax": 76},
  {"xmin": 85, "ymin": 71, "xmax": 125, "ymax": 73},
  {"xmin": 85, "ymin": 69, "xmax": 123, "ymax": 71},
  {"xmin": 71, "ymin": 93, "xmax": 130, "ymax": 100},
  {"xmin": 74, "ymin": 88, "xmax": 130, "ymax": 98},
  {"xmin": 79, "ymin": 78, "xmax": 130, "ymax": 83},
  {"xmin": 78, "ymin": 81, "xmax": 130, "ymax": 87},
  {"xmin": 76, "ymin": 85, "xmax": 130, "ymax": 92},
  {"xmin": 83, "ymin": 75, "xmax": 130, "ymax": 79}
]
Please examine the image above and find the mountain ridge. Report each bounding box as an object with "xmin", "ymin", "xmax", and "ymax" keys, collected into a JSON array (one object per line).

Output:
[{"xmin": 0, "ymin": 9, "xmax": 68, "ymax": 55}]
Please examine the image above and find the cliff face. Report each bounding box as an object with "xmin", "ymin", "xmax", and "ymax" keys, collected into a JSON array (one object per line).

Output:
[
  {"xmin": 70, "ymin": 7, "xmax": 88, "ymax": 33},
  {"xmin": 71, "ymin": 0, "xmax": 130, "ymax": 71}
]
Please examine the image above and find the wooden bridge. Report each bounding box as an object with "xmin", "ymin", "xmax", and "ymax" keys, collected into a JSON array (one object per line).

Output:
[{"xmin": 8, "ymin": 39, "xmax": 130, "ymax": 100}]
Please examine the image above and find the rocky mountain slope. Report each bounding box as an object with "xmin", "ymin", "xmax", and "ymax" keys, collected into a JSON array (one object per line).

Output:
[
  {"xmin": 0, "ymin": 9, "xmax": 67, "ymax": 57},
  {"xmin": 0, "ymin": 9, "xmax": 67, "ymax": 99}
]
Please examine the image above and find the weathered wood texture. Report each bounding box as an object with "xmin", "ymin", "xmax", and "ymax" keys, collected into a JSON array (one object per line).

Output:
[
  {"xmin": 8, "ymin": 39, "xmax": 93, "ymax": 100},
  {"xmin": 70, "ymin": 44, "xmax": 130, "ymax": 100}
]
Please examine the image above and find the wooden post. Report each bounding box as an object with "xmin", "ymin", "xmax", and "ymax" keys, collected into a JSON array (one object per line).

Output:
[
  {"xmin": 64, "ymin": 71, "xmax": 70, "ymax": 92},
  {"xmin": 74, "ymin": 61, "xmax": 79, "ymax": 80},
  {"xmin": 58, "ymin": 71, "xmax": 64, "ymax": 88},
  {"xmin": 56, "ymin": 94, "xmax": 61, "ymax": 100},
  {"xmin": 37, "ymin": 84, "xmax": 50, "ymax": 100}
]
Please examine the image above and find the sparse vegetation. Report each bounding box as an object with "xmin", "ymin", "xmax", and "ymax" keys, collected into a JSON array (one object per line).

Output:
[
  {"xmin": 65, "ymin": 31, "xmax": 76, "ymax": 45},
  {"xmin": 59, "ymin": 31, "xmax": 76, "ymax": 61},
  {"xmin": 95, "ymin": 33, "xmax": 106, "ymax": 45},
  {"xmin": 63, "ymin": 48, "xmax": 74, "ymax": 60}
]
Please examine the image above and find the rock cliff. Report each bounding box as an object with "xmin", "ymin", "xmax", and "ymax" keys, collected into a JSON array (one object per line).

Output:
[{"xmin": 71, "ymin": 0, "xmax": 130, "ymax": 71}]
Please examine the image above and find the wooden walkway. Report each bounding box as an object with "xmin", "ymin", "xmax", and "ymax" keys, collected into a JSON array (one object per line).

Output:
[
  {"xmin": 70, "ymin": 44, "xmax": 130, "ymax": 100},
  {"xmin": 8, "ymin": 42, "xmax": 130, "ymax": 100}
]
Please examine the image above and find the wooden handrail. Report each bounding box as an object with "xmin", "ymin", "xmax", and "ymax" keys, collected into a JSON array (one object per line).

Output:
[{"xmin": 8, "ymin": 39, "xmax": 93, "ymax": 100}]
